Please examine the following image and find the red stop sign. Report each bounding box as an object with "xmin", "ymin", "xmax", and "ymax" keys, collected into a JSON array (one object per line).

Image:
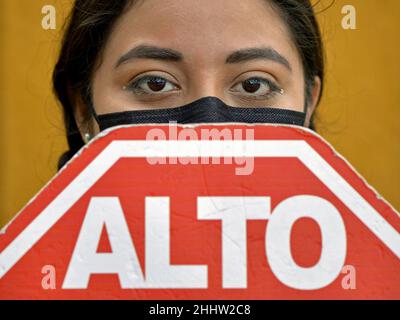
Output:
[{"xmin": 0, "ymin": 124, "xmax": 399, "ymax": 299}]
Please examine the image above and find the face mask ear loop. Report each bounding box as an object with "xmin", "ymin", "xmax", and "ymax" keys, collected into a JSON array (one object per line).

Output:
[
  {"xmin": 303, "ymin": 104, "xmax": 308, "ymax": 127},
  {"xmin": 86, "ymin": 92, "xmax": 100, "ymax": 126}
]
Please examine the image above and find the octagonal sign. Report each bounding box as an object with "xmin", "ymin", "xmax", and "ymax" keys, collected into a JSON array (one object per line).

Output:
[{"xmin": 0, "ymin": 124, "xmax": 399, "ymax": 299}]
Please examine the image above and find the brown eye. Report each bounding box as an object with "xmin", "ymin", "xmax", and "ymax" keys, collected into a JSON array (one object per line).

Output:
[
  {"xmin": 126, "ymin": 75, "xmax": 178, "ymax": 95},
  {"xmin": 147, "ymin": 77, "xmax": 167, "ymax": 92},
  {"xmin": 230, "ymin": 77, "xmax": 282, "ymax": 100},
  {"xmin": 242, "ymin": 79, "xmax": 263, "ymax": 93}
]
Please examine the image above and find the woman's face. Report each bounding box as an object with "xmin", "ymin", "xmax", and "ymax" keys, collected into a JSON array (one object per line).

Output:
[{"xmin": 82, "ymin": 0, "xmax": 321, "ymax": 134}]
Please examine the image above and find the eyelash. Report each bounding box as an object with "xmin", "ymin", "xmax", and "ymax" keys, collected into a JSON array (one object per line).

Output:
[
  {"xmin": 125, "ymin": 75, "xmax": 179, "ymax": 96},
  {"xmin": 124, "ymin": 75, "xmax": 283, "ymax": 100},
  {"xmin": 231, "ymin": 77, "xmax": 283, "ymax": 101}
]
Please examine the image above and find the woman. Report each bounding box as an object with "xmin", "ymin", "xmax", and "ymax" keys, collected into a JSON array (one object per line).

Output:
[{"xmin": 53, "ymin": 0, "xmax": 324, "ymax": 168}]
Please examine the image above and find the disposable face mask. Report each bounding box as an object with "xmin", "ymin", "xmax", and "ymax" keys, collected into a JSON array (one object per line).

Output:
[{"xmin": 88, "ymin": 96, "xmax": 306, "ymax": 131}]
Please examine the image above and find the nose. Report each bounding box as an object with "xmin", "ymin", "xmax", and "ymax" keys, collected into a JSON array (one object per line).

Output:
[{"xmin": 186, "ymin": 71, "xmax": 226, "ymax": 104}]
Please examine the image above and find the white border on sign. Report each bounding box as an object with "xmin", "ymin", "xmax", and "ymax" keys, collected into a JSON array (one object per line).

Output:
[{"xmin": 0, "ymin": 124, "xmax": 399, "ymax": 279}]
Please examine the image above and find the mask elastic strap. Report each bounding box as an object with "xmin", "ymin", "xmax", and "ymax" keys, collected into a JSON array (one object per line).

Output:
[{"xmin": 86, "ymin": 92, "xmax": 100, "ymax": 125}]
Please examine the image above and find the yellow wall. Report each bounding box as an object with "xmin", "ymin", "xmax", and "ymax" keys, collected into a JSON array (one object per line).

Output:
[{"xmin": 0, "ymin": 0, "xmax": 399, "ymax": 227}]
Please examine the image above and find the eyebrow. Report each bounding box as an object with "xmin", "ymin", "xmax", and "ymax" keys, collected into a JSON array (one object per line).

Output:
[
  {"xmin": 225, "ymin": 47, "xmax": 292, "ymax": 71},
  {"xmin": 115, "ymin": 45, "xmax": 292, "ymax": 71},
  {"xmin": 116, "ymin": 45, "xmax": 183, "ymax": 68}
]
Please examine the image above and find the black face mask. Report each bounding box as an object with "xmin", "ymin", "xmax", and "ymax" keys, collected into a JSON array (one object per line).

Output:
[{"xmin": 88, "ymin": 96, "xmax": 306, "ymax": 131}]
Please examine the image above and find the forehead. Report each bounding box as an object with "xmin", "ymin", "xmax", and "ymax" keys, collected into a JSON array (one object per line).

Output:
[{"xmin": 105, "ymin": 0, "xmax": 300, "ymax": 68}]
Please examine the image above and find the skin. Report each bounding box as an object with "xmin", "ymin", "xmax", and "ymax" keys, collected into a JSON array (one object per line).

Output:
[{"xmin": 74, "ymin": 0, "xmax": 321, "ymax": 138}]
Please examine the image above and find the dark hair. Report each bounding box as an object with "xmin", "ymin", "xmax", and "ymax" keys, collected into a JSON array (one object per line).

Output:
[{"xmin": 53, "ymin": 0, "xmax": 324, "ymax": 169}]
